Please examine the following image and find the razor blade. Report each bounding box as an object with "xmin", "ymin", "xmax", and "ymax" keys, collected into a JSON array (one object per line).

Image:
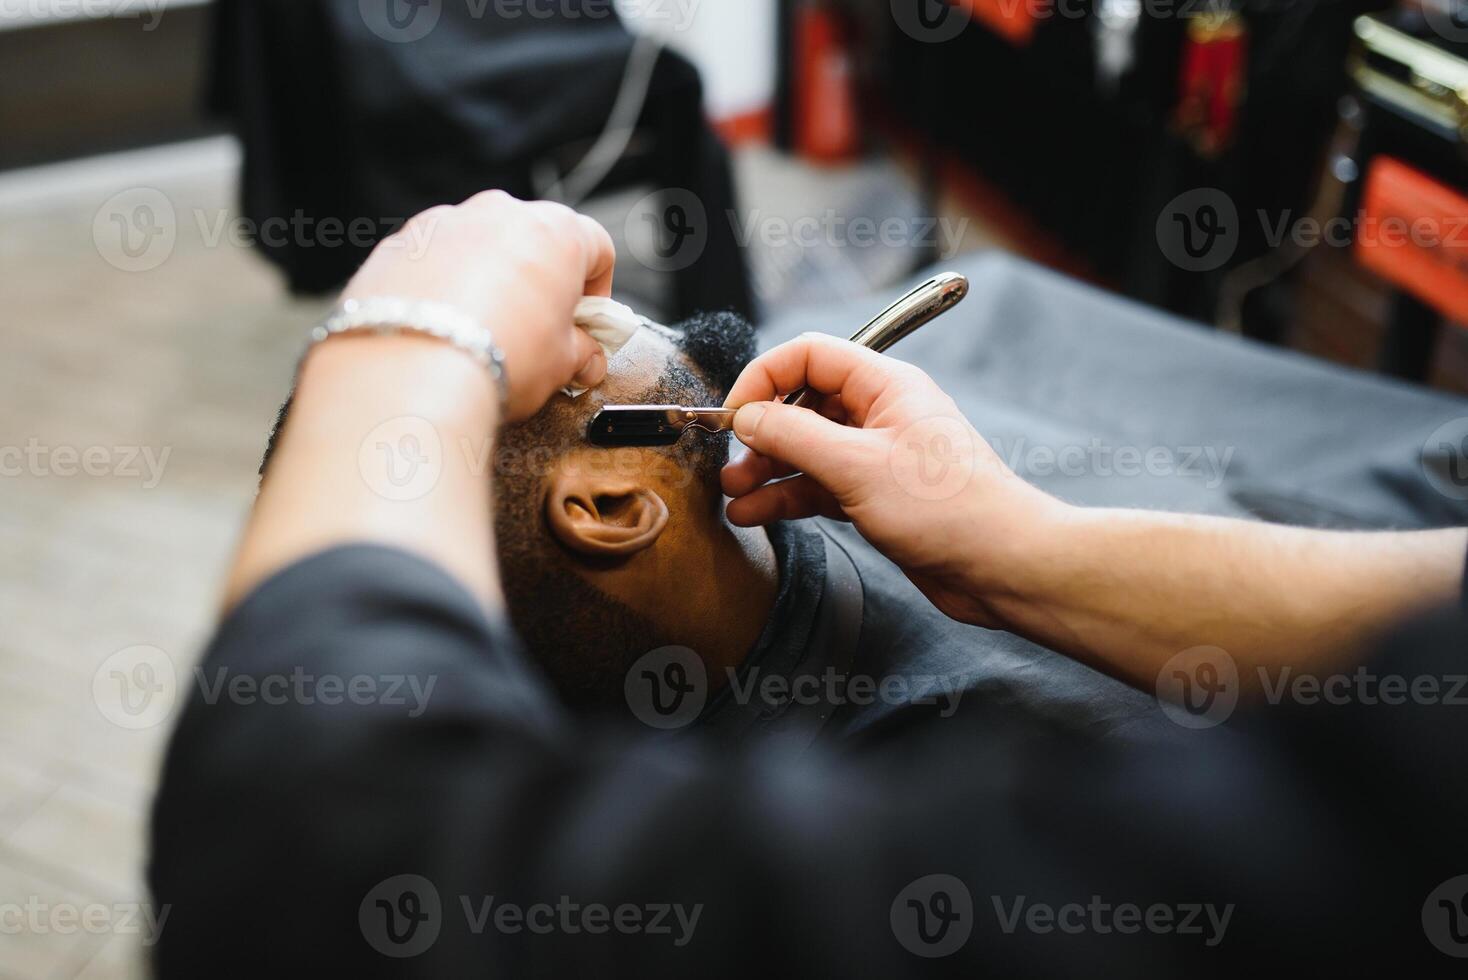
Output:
[{"xmin": 588, "ymin": 271, "xmax": 968, "ymax": 447}]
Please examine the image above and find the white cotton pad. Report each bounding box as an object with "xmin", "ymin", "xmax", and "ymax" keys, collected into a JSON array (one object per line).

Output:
[{"xmin": 563, "ymin": 296, "xmax": 644, "ymax": 397}]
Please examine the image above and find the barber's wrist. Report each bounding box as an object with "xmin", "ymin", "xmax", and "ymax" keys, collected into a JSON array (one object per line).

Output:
[
  {"xmin": 298, "ymin": 332, "xmax": 501, "ymax": 433},
  {"xmin": 944, "ymin": 485, "xmax": 1085, "ymax": 633}
]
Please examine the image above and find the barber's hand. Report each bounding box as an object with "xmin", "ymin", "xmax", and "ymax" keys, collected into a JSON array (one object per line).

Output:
[
  {"xmin": 722, "ymin": 334, "xmax": 1064, "ymax": 627},
  {"xmin": 341, "ymin": 190, "xmax": 614, "ymax": 421}
]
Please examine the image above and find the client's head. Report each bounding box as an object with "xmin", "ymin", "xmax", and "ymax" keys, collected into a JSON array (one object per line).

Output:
[{"xmin": 493, "ymin": 312, "xmax": 758, "ymax": 706}]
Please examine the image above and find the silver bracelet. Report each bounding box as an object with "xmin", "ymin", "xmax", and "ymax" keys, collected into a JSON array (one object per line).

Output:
[{"xmin": 308, "ymin": 297, "xmax": 509, "ymax": 409}]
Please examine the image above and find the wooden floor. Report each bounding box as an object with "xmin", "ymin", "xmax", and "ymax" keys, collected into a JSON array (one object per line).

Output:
[{"xmin": 0, "ymin": 138, "xmax": 324, "ymax": 979}]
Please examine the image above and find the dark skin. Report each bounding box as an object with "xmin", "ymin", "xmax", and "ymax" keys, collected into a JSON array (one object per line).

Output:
[{"xmin": 527, "ymin": 325, "xmax": 779, "ymax": 689}]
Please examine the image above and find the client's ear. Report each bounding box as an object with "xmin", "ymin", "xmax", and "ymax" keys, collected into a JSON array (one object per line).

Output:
[{"xmin": 545, "ymin": 455, "xmax": 669, "ymax": 557}]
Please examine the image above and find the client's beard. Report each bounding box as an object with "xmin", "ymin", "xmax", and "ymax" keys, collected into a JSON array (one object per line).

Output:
[
  {"xmin": 500, "ymin": 561, "xmax": 665, "ymax": 710},
  {"xmin": 494, "ymin": 478, "xmax": 665, "ymax": 710}
]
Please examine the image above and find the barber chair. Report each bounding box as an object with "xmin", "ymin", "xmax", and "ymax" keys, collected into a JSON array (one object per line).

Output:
[{"xmin": 208, "ymin": 0, "xmax": 755, "ymax": 321}]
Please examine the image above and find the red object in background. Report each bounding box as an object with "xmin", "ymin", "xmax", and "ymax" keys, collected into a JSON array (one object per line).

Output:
[
  {"xmin": 1357, "ymin": 157, "xmax": 1468, "ymax": 326},
  {"xmin": 954, "ymin": 0, "xmax": 1037, "ymax": 46},
  {"xmin": 793, "ymin": 3, "xmax": 860, "ymax": 163},
  {"xmin": 1174, "ymin": 12, "xmax": 1247, "ymax": 157}
]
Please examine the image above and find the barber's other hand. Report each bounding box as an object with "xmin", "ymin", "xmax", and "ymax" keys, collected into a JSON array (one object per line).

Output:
[
  {"xmin": 721, "ymin": 334, "xmax": 1064, "ymax": 627},
  {"xmin": 341, "ymin": 191, "xmax": 614, "ymax": 421}
]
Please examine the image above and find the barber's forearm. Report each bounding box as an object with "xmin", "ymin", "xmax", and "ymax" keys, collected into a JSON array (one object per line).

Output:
[
  {"xmin": 225, "ymin": 334, "xmax": 501, "ymax": 612},
  {"xmin": 988, "ymin": 506, "xmax": 1467, "ymax": 694}
]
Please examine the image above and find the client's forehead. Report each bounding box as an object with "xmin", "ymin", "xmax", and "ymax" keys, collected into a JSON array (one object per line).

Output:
[
  {"xmin": 566, "ymin": 324, "xmax": 680, "ymax": 413},
  {"xmin": 515, "ymin": 324, "xmax": 684, "ymax": 446}
]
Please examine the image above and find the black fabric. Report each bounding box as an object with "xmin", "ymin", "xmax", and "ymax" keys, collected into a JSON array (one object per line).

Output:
[
  {"xmin": 695, "ymin": 520, "xmax": 1172, "ymax": 748},
  {"xmin": 762, "ymin": 252, "xmax": 1468, "ymax": 531},
  {"xmin": 151, "ymin": 543, "xmax": 1468, "ymax": 976},
  {"xmin": 210, "ymin": 0, "xmax": 755, "ymax": 319},
  {"xmin": 699, "ymin": 520, "xmax": 827, "ymax": 731}
]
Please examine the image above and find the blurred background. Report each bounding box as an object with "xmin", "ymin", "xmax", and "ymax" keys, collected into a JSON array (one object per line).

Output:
[{"xmin": 1, "ymin": 0, "xmax": 1465, "ymax": 976}]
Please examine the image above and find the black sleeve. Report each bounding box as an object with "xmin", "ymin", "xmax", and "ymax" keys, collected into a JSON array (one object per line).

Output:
[{"xmin": 150, "ymin": 545, "xmax": 1468, "ymax": 978}]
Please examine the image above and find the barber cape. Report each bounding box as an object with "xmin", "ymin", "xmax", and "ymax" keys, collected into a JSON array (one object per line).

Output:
[{"xmin": 697, "ymin": 520, "xmax": 1177, "ymax": 750}]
